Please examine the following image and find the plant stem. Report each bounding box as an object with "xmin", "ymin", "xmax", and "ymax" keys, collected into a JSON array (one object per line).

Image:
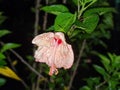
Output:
[
  {"xmin": 63, "ymin": 0, "xmax": 66, "ymax": 4},
  {"xmin": 43, "ymin": 0, "xmax": 48, "ymax": 31},
  {"xmin": 6, "ymin": 52, "xmax": 17, "ymax": 72},
  {"xmin": 68, "ymin": 39, "xmax": 86, "ymax": 89},
  {"xmin": 95, "ymin": 80, "xmax": 107, "ymax": 90},
  {"xmin": 34, "ymin": 0, "xmax": 41, "ymax": 36},
  {"xmin": 9, "ymin": 49, "xmax": 44, "ymax": 78},
  {"xmin": 77, "ymin": 0, "xmax": 80, "ymax": 16},
  {"xmin": 0, "ymin": 41, "xmax": 29, "ymax": 89},
  {"xmin": 36, "ymin": 76, "xmax": 41, "ymax": 90},
  {"xmin": 84, "ymin": 0, "xmax": 97, "ymax": 10},
  {"xmin": 78, "ymin": 4, "xmax": 85, "ymax": 19},
  {"xmin": 33, "ymin": 0, "xmax": 41, "ymax": 89}
]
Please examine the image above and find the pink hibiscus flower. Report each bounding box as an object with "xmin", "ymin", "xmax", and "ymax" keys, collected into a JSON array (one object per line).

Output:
[{"xmin": 32, "ymin": 32, "xmax": 74, "ymax": 76}]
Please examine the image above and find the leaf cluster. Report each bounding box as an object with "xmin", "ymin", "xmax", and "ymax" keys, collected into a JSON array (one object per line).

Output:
[
  {"xmin": 80, "ymin": 53, "xmax": 120, "ymax": 90},
  {"xmin": 0, "ymin": 12, "xmax": 21, "ymax": 87}
]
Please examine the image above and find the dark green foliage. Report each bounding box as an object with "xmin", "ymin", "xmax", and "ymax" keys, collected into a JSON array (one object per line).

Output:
[
  {"xmin": 0, "ymin": 30, "xmax": 11, "ymax": 38},
  {"xmin": 0, "ymin": 12, "xmax": 6, "ymax": 25},
  {"xmin": 0, "ymin": 78, "xmax": 6, "ymax": 87},
  {"xmin": 54, "ymin": 13, "xmax": 76, "ymax": 33},
  {"xmin": 0, "ymin": 43, "xmax": 21, "ymax": 53},
  {"xmin": 41, "ymin": 5, "xmax": 69, "ymax": 15}
]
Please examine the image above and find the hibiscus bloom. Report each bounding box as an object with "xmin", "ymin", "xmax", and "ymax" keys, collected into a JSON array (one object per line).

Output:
[{"xmin": 32, "ymin": 32, "xmax": 74, "ymax": 76}]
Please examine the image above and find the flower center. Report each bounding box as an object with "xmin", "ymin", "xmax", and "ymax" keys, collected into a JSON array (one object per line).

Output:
[{"xmin": 54, "ymin": 37, "xmax": 62, "ymax": 45}]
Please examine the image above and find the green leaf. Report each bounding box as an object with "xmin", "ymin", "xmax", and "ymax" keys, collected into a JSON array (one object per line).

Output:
[
  {"xmin": 0, "ymin": 78, "xmax": 6, "ymax": 87},
  {"xmin": 84, "ymin": 0, "xmax": 96, "ymax": 3},
  {"xmin": 41, "ymin": 4, "xmax": 69, "ymax": 15},
  {"xmin": 72, "ymin": 0, "xmax": 78, "ymax": 6},
  {"xmin": 0, "ymin": 60, "xmax": 7, "ymax": 66},
  {"xmin": 113, "ymin": 56, "xmax": 120, "ymax": 69},
  {"xmin": 69, "ymin": 29, "xmax": 81, "ymax": 39},
  {"xmin": 75, "ymin": 14, "xmax": 99, "ymax": 33},
  {"xmin": 83, "ymin": 7, "xmax": 116, "ymax": 17},
  {"xmin": 49, "ymin": 82, "xmax": 55, "ymax": 89},
  {"xmin": 79, "ymin": 86, "xmax": 91, "ymax": 90},
  {"xmin": 1, "ymin": 43, "xmax": 21, "ymax": 53},
  {"xmin": 72, "ymin": 0, "xmax": 97, "ymax": 7},
  {"xmin": 0, "ymin": 13, "xmax": 7, "ymax": 25},
  {"xmin": 103, "ymin": 13, "xmax": 114, "ymax": 29},
  {"xmin": 46, "ymin": 25, "xmax": 54, "ymax": 31},
  {"xmin": 0, "ymin": 53, "xmax": 6, "ymax": 60},
  {"xmin": 26, "ymin": 55, "xmax": 34, "ymax": 62},
  {"xmin": 56, "ymin": 77, "xmax": 64, "ymax": 83},
  {"xmin": 0, "ymin": 53, "xmax": 7, "ymax": 66},
  {"xmin": 98, "ymin": 40, "xmax": 108, "ymax": 48},
  {"xmin": 83, "ymin": 14, "xmax": 99, "ymax": 33},
  {"xmin": 80, "ymin": 0, "xmax": 97, "ymax": 5},
  {"xmin": 93, "ymin": 65, "xmax": 109, "ymax": 79},
  {"xmin": 0, "ymin": 30, "xmax": 11, "ymax": 38},
  {"xmin": 74, "ymin": 20, "xmax": 86, "ymax": 30},
  {"xmin": 107, "ymin": 53, "xmax": 120, "ymax": 69},
  {"xmin": 108, "ymin": 79, "xmax": 118, "ymax": 90},
  {"xmin": 98, "ymin": 54, "xmax": 110, "ymax": 71},
  {"xmin": 107, "ymin": 53, "xmax": 115, "ymax": 62},
  {"xmin": 54, "ymin": 13, "xmax": 76, "ymax": 33},
  {"xmin": 86, "ymin": 77, "xmax": 100, "ymax": 88}
]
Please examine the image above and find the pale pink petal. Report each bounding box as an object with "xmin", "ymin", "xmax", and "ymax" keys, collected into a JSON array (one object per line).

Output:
[
  {"xmin": 54, "ymin": 35, "xmax": 74, "ymax": 69},
  {"xmin": 32, "ymin": 32, "xmax": 54, "ymax": 47},
  {"xmin": 63, "ymin": 45, "xmax": 74, "ymax": 69},
  {"xmin": 32, "ymin": 32, "xmax": 74, "ymax": 76}
]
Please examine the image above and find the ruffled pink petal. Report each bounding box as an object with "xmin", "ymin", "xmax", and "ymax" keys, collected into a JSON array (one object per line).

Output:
[
  {"xmin": 32, "ymin": 32, "xmax": 54, "ymax": 47},
  {"xmin": 32, "ymin": 32, "xmax": 74, "ymax": 76},
  {"xmin": 54, "ymin": 41, "xmax": 74, "ymax": 69}
]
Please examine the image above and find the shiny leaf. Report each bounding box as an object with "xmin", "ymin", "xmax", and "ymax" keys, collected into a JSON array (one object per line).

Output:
[
  {"xmin": 113, "ymin": 56, "xmax": 120, "ymax": 69},
  {"xmin": 79, "ymin": 86, "xmax": 91, "ymax": 90},
  {"xmin": 0, "ymin": 30, "xmax": 11, "ymax": 38},
  {"xmin": 98, "ymin": 54, "xmax": 110, "ymax": 71},
  {"xmin": 83, "ymin": 14, "xmax": 99, "ymax": 33},
  {"xmin": 0, "ymin": 60, "xmax": 7, "ymax": 66},
  {"xmin": 1, "ymin": 43, "xmax": 21, "ymax": 53},
  {"xmin": 54, "ymin": 13, "xmax": 76, "ymax": 33},
  {"xmin": 41, "ymin": 4, "xmax": 69, "ymax": 15},
  {"xmin": 93, "ymin": 65, "xmax": 109, "ymax": 79},
  {"xmin": 0, "ymin": 53, "xmax": 6, "ymax": 60},
  {"xmin": 83, "ymin": 7, "xmax": 116, "ymax": 17}
]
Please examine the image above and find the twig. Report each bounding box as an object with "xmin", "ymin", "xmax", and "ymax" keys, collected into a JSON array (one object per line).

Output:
[
  {"xmin": 68, "ymin": 39, "xmax": 86, "ymax": 90},
  {"xmin": 5, "ymin": 53, "xmax": 29, "ymax": 89},
  {"xmin": 33, "ymin": 0, "xmax": 42, "ymax": 90},
  {"xmin": 35, "ymin": 0, "xmax": 49, "ymax": 89},
  {"xmin": 36, "ymin": 76, "xmax": 41, "ymax": 90},
  {"xmin": 77, "ymin": 0, "xmax": 80, "ymax": 16},
  {"xmin": 43, "ymin": 13, "xmax": 48, "ymax": 31},
  {"xmin": 95, "ymin": 80, "xmax": 107, "ymax": 90},
  {"xmin": 6, "ymin": 52, "xmax": 17, "ymax": 72},
  {"xmin": 63, "ymin": 0, "xmax": 66, "ymax": 4},
  {"xmin": 43, "ymin": 0, "xmax": 48, "ymax": 31},
  {"xmin": 20, "ymin": 79, "xmax": 29, "ymax": 89},
  {"xmin": 34, "ymin": 0, "xmax": 41, "ymax": 36},
  {"xmin": 0, "ymin": 41, "xmax": 29, "ymax": 89},
  {"xmin": 9, "ymin": 49, "xmax": 44, "ymax": 78}
]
